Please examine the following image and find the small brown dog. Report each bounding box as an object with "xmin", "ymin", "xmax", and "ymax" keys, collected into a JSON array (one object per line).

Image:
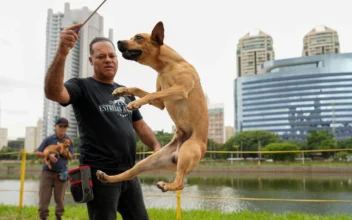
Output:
[
  {"xmin": 43, "ymin": 139, "xmax": 72, "ymax": 169},
  {"xmin": 96, "ymin": 21, "xmax": 208, "ymax": 192}
]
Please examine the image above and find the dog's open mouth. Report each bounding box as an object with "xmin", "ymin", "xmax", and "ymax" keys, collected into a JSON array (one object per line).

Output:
[{"xmin": 121, "ymin": 49, "xmax": 142, "ymax": 61}]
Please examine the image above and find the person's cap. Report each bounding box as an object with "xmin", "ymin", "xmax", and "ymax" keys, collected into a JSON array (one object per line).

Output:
[{"xmin": 55, "ymin": 117, "xmax": 69, "ymax": 127}]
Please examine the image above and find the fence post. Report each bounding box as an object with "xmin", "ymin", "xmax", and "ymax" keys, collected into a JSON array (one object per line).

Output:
[
  {"xmin": 302, "ymin": 152, "xmax": 305, "ymax": 165},
  {"xmin": 18, "ymin": 149, "xmax": 26, "ymax": 213},
  {"xmin": 176, "ymin": 190, "xmax": 181, "ymax": 220}
]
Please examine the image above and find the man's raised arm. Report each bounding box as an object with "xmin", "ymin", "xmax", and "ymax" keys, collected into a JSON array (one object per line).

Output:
[{"xmin": 44, "ymin": 23, "xmax": 82, "ymax": 104}]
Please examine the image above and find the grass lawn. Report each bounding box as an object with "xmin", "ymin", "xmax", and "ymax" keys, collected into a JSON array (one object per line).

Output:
[{"xmin": 0, "ymin": 205, "xmax": 351, "ymax": 220}]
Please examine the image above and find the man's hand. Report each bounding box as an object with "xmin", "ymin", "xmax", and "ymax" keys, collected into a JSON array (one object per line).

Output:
[
  {"xmin": 49, "ymin": 154, "xmax": 58, "ymax": 163},
  {"xmin": 153, "ymin": 144, "xmax": 162, "ymax": 153},
  {"xmin": 133, "ymin": 119, "xmax": 162, "ymax": 153},
  {"xmin": 58, "ymin": 23, "xmax": 83, "ymax": 56}
]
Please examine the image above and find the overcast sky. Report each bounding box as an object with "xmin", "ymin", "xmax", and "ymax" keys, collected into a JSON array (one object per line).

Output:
[{"xmin": 0, "ymin": 0, "xmax": 351, "ymax": 139}]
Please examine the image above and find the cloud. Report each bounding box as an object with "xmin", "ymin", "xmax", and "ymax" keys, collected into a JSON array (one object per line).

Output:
[
  {"xmin": 1, "ymin": 109, "xmax": 29, "ymax": 115},
  {"xmin": 0, "ymin": 38, "xmax": 12, "ymax": 47},
  {"xmin": 0, "ymin": 75, "xmax": 41, "ymax": 94}
]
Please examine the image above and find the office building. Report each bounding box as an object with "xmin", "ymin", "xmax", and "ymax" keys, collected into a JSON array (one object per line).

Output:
[{"xmin": 234, "ymin": 53, "xmax": 352, "ymax": 141}]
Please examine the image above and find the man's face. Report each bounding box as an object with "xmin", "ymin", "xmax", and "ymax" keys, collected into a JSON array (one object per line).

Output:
[
  {"xmin": 55, "ymin": 125, "xmax": 68, "ymax": 137},
  {"xmin": 89, "ymin": 41, "xmax": 118, "ymax": 82}
]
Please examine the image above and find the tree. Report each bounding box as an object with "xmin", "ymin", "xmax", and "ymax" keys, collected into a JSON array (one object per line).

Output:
[
  {"xmin": 73, "ymin": 137, "xmax": 81, "ymax": 153},
  {"xmin": 261, "ymin": 143, "xmax": 299, "ymax": 161},
  {"xmin": 7, "ymin": 140, "xmax": 24, "ymax": 151},
  {"xmin": 0, "ymin": 147, "xmax": 18, "ymax": 160},
  {"xmin": 306, "ymin": 130, "xmax": 337, "ymax": 158},
  {"xmin": 220, "ymin": 130, "xmax": 279, "ymax": 157},
  {"xmin": 333, "ymin": 151, "xmax": 349, "ymax": 161},
  {"xmin": 337, "ymin": 138, "xmax": 352, "ymax": 149},
  {"xmin": 135, "ymin": 130, "xmax": 174, "ymax": 159},
  {"xmin": 207, "ymin": 139, "xmax": 221, "ymax": 159}
]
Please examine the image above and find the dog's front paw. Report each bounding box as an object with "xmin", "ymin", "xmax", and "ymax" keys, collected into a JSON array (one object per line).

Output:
[
  {"xmin": 56, "ymin": 145, "xmax": 62, "ymax": 152},
  {"xmin": 96, "ymin": 170, "xmax": 108, "ymax": 183},
  {"xmin": 112, "ymin": 88, "xmax": 132, "ymax": 97},
  {"xmin": 127, "ymin": 100, "xmax": 143, "ymax": 110}
]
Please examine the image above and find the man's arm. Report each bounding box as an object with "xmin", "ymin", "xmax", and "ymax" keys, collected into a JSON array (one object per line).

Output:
[
  {"xmin": 44, "ymin": 23, "xmax": 82, "ymax": 104},
  {"xmin": 133, "ymin": 119, "xmax": 161, "ymax": 152}
]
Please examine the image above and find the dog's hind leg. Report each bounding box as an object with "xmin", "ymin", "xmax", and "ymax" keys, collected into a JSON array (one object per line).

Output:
[
  {"xmin": 96, "ymin": 133, "xmax": 182, "ymax": 183},
  {"xmin": 44, "ymin": 157, "xmax": 52, "ymax": 169},
  {"xmin": 156, "ymin": 139, "xmax": 206, "ymax": 192}
]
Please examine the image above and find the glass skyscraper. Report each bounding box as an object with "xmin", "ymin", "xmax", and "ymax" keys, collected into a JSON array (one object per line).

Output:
[{"xmin": 234, "ymin": 53, "xmax": 352, "ymax": 141}]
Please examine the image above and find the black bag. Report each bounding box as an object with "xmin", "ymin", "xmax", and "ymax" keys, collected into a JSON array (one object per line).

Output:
[{"xmin": 68, "ymin": 165, "xmax": 94, "ymax": 203}]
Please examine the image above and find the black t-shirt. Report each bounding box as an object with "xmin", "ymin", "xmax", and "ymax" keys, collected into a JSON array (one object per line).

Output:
[{"xmin": 61, "ymin": 77, "xmax": 142, "ymax": 173}]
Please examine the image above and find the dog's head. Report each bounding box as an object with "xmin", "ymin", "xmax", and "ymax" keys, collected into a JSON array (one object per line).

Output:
[
  {"xmin": 57, "ymin": 139, "xmax": 72, "ymax": 153},
  {"xmin": 117, "ymin": 21, "xmax": 164, "ymax": 64},
  {"xmin": 63, "ymin": 139, "xmax": 72, "ymax": 148}
]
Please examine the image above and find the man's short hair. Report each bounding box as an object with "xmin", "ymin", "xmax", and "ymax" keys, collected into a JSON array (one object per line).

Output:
[{"xmin": 89, "ymin": 37, "xmax": 115, "ymax": 55}]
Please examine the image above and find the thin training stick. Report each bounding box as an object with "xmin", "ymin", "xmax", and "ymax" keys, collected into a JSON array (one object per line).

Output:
[{"xmin": 75, "ymin": 0, "xmax": 107, "ymax": 33}]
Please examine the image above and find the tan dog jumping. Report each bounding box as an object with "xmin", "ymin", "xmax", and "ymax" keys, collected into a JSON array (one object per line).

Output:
[{"xmin": 96, "ymin": 21, "xmax": 208, "ymax": 192}]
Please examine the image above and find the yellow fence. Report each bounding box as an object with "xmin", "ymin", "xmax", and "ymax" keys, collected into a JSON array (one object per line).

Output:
[{"xmin": 0, "ymin": 148, "xmax": 352, "ymax": 219}]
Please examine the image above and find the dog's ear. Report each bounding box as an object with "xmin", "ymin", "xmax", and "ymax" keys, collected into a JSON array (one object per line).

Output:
[{"xmin": 151, "ymin": 21, "xmax": 164, "ymax": 46}]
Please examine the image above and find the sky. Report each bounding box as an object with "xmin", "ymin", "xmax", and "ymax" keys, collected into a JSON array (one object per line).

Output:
[{"xmin": 0, "ymin": 0, "xmax": 351, "ymax": 140}]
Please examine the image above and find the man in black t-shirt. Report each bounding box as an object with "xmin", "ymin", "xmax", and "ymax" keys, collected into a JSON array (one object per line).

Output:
[{"xmin": 44, "ymin": 23, "xmax": 161, "ymax": 220}]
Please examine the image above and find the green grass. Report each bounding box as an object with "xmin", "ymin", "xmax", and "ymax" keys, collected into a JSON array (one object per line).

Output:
[{"xmin": 0, "ymin": 205, "xmax": 351, "ymax": 220}]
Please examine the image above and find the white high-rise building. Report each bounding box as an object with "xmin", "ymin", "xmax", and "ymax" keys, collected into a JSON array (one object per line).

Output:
[
  {"xmin": 25, "ymin": 127, "xmax": 37, "ymax": 152},
  {"xmin": 35, "ymin": 118, "xmax": 43, "ymax": 148},
  {"xmin": 208, "ymin": 103, "xmax": 225, "ymax": 144},
  {"xmin": 225, "ymin": 126, "xmax": 234, "ymax": 142},
  {"xmin": 302, "ymin": 25, "xmax": 340, "ymax": 56},
  {"xmin": 43, "ymin": 3, "xmax": 114, "ymax": 138},
  {"xmin": 237, "ymin": 30, "xmax": 275, "ymax": 77},
  {"xmin": 25, "ymin": 118, "xmax": 45, "ymax": 152},
  {"xmin": 0, "ymin": 128, "xmax": 8, "ymax": 150}
]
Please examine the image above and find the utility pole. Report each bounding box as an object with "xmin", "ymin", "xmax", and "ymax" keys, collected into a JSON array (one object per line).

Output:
[
  {"xmin": 332, "ymin": 103, "xmax": 336, "ymax": 139},
  {"xmin": 258, "ymin": 139, "xmax": 261, "ymax": 165}
]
